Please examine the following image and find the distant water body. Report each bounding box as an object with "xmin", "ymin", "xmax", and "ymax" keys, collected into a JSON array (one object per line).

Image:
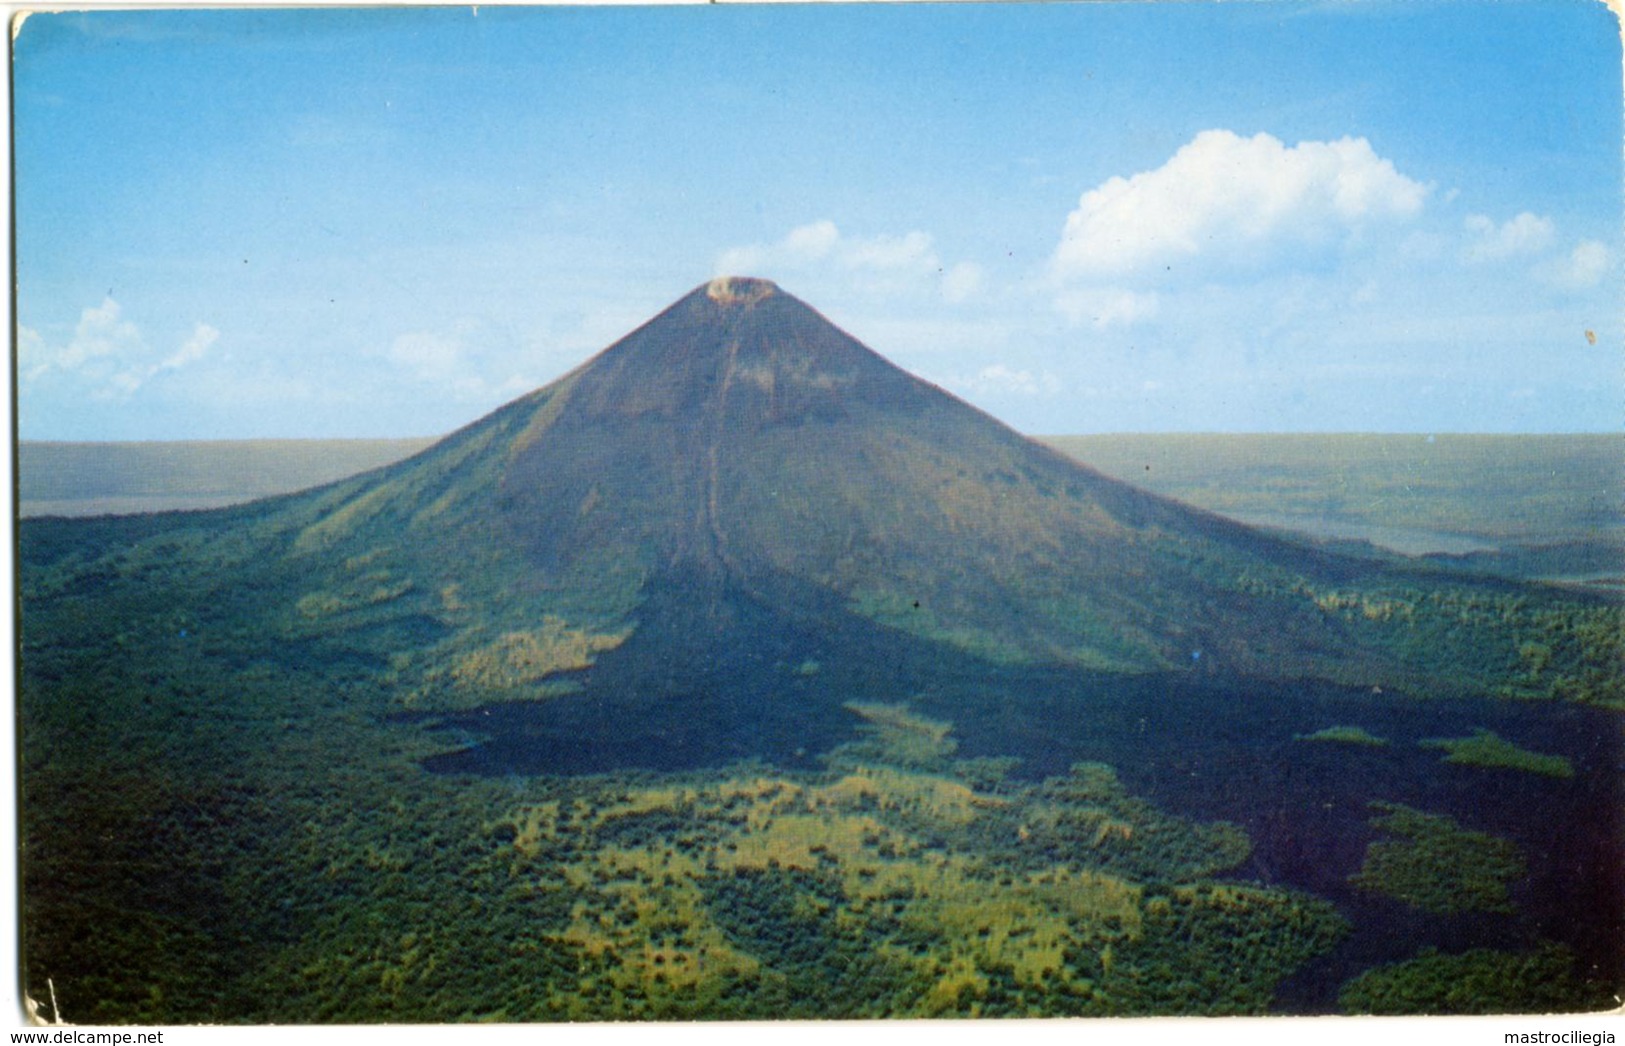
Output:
[
  {"xmin": 18, "ymin": 437, "xmax": 436, "ymax": 517},
  {"xmin": 1222, "ymin": 511, "xmax": 1500, "ymax": 556}
]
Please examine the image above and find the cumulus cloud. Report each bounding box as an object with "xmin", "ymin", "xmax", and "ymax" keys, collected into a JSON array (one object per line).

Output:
[
  {"xmin": 60, "ymin": 297, "xmax": 144, "ymax": 373},
  {"xmin": 1539, "ymin": 239, "xmax": 1612, "ymax": 291},
  {"xmin": 383, "ymin": 322, "xmax": 540, "ymax": 402},
  {"xmin": 715, "ymin": 220, "xmax": 981, "ymax": 302},
  {"xmin": 108, "ymin": 321, "xmax": 219, "ymax": 396},
  {"xmin": 1052, "ymin": 130, "xmax": 1430, "ymax": 283},
  {"xmin": 18, "ymin": 325, "xmax": 49, "ymax": 382},
  {"xmin": 1456, "ymin": 213, "xmax": 1609, "ymax": 292},
  {"xmin": 717, "ymin": 220, "xmax": 833, "ymax": 275},
  {"xmin": 161, "ymin": 324, "xmax": 220, "ymax": 372},
  {"xmin": 782, "ymin": 219, "xmax": 840, "ymax": 260},
  {"xmin": 1462, "ymin": 211, "xmax": 1555, "ymax": 262},
  {"xmin": 21, "ymin": 298, "xmax": 217, "ymax": 396}
]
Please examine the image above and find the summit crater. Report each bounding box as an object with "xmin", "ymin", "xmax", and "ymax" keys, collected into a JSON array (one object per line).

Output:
[{"xmin": 705, "ymin": 274, "xmax": 779, "ymax": 305}]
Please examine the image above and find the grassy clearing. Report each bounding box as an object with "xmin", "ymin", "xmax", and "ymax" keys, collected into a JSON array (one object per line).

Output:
[
  {"xmin": 1349, "ymin": 803, "xmax": 1526, "ymax": 916},
  {"xmin": 1295, "ymin": 725, "xmax": 1390, "ymax": 747},
  {"xmin": 1420, "ymin": 728, "xmax": 1574, "ymax": 779}
]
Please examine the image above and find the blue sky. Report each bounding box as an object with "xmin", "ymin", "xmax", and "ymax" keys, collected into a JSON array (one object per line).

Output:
[{"xmin": 13, "ymin": 1, "xmax": 1622, "ymax": 440}]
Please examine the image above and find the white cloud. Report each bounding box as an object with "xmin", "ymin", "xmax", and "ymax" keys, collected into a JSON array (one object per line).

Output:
[
  {"xmin": 160, "ymin": 323, "xmax": 219, "ymax": 372},
  {"xmin": 714, "ymin": 243, "xmax": 767, "ymax": 276},
  {"xmin": 382, "ymin": 321, "xmax": 548, "ymax": 404},
  {"xmin": 21, "ymin": 299, "xmax": 218, "ymax": 396},
  {"xmin": 1539, "ymin": 239, "xmax": 1611, "ymax": 290},
  {"xmin": 18, "ymin": 325, "xmax": 49, "ymax": 381},
  {"xmin": 716, "ymin": 220, "xmax": 847, "ymax": 276},
  {"xmin": 782, "ymin": 219, "xmax": 840, "ymax": 259},
  {"xmin": 108, "ymin": 321, "xmax": 220, "ymax": 396},
  {"xmin": 1462, "ymin": 211, "xmax": 1555, "ymax": 262},
  {"xmin": 61, "ymin": 297, "xmax": 144, "ymax": 371},
  {"xmin": 1052, "ymin": 130, "xmax": 1430, "ymax": 283},
  {"xmin": 715, "ymin": 220, "xmax": 980, "ymax": 302},
  {"xmin": 719, "ymin": 220, "xmax": 941, "ymax": 277}
]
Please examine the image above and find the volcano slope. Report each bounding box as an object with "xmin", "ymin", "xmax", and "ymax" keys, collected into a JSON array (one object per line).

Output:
[{"xmin": 18, "ymin": 278, "xmax": 1622, "ymax": 1021}]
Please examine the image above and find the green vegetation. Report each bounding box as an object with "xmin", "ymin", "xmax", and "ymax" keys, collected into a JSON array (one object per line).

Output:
[
  {"xmin": 404, "ymin": 616, "xmax": 631, "ymax": 712},
  {"xmin": 1027, "ymin": 762, "xmax": 1254, "ymax": 883},
  {"xmin": 838, "ymin": 701, "xmax": 959, "ymax": 768},
  {"xmin": 1237, "ymin": 579, "xmax": 1625, "ymax": 708},
  {"xmin": 1339, "ymin": 944, "xmax": 1616, "ymax": 1015},
  {"xmin": 455, "ymin": 739, "xmax": 1342, "ymax": 1019},
  {"xmin": 19, "ymin": 589, "xmax": 1347, "ymax": 1025},
  {"xmin": 1420, "ymin": 728, "xmax": 1575, "ymax": 779},
  {"xmin": 848, "ymin": 589, "xmax": 1035, "ymax": 666},
  {"xmin": 1294, "ymin": 725, "xmax": 1390, "ymax": 747},
  {"xmin": 1349, "ymin": 803, "xmax": 1525, "ymax": 915},
  {"xmin": 23, "ymin": 424, "xmax": 1623, "ymax": 709}
]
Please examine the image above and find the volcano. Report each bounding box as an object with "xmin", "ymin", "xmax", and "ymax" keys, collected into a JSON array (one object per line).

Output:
[
  {"xmin": 243, "ymin": 277, "xmax": 1350, "ymax": 694},
  {"xmin": 22, "ymin": 277, "xmax": 1618, "ymax": 721},
  {"xmin": 32, "ymin": 273, "xmax": 1581, "ymax": 720},
  {"xmin": 19, "ymin": 277, "xmax": 1624, "ymax": 1023}
]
